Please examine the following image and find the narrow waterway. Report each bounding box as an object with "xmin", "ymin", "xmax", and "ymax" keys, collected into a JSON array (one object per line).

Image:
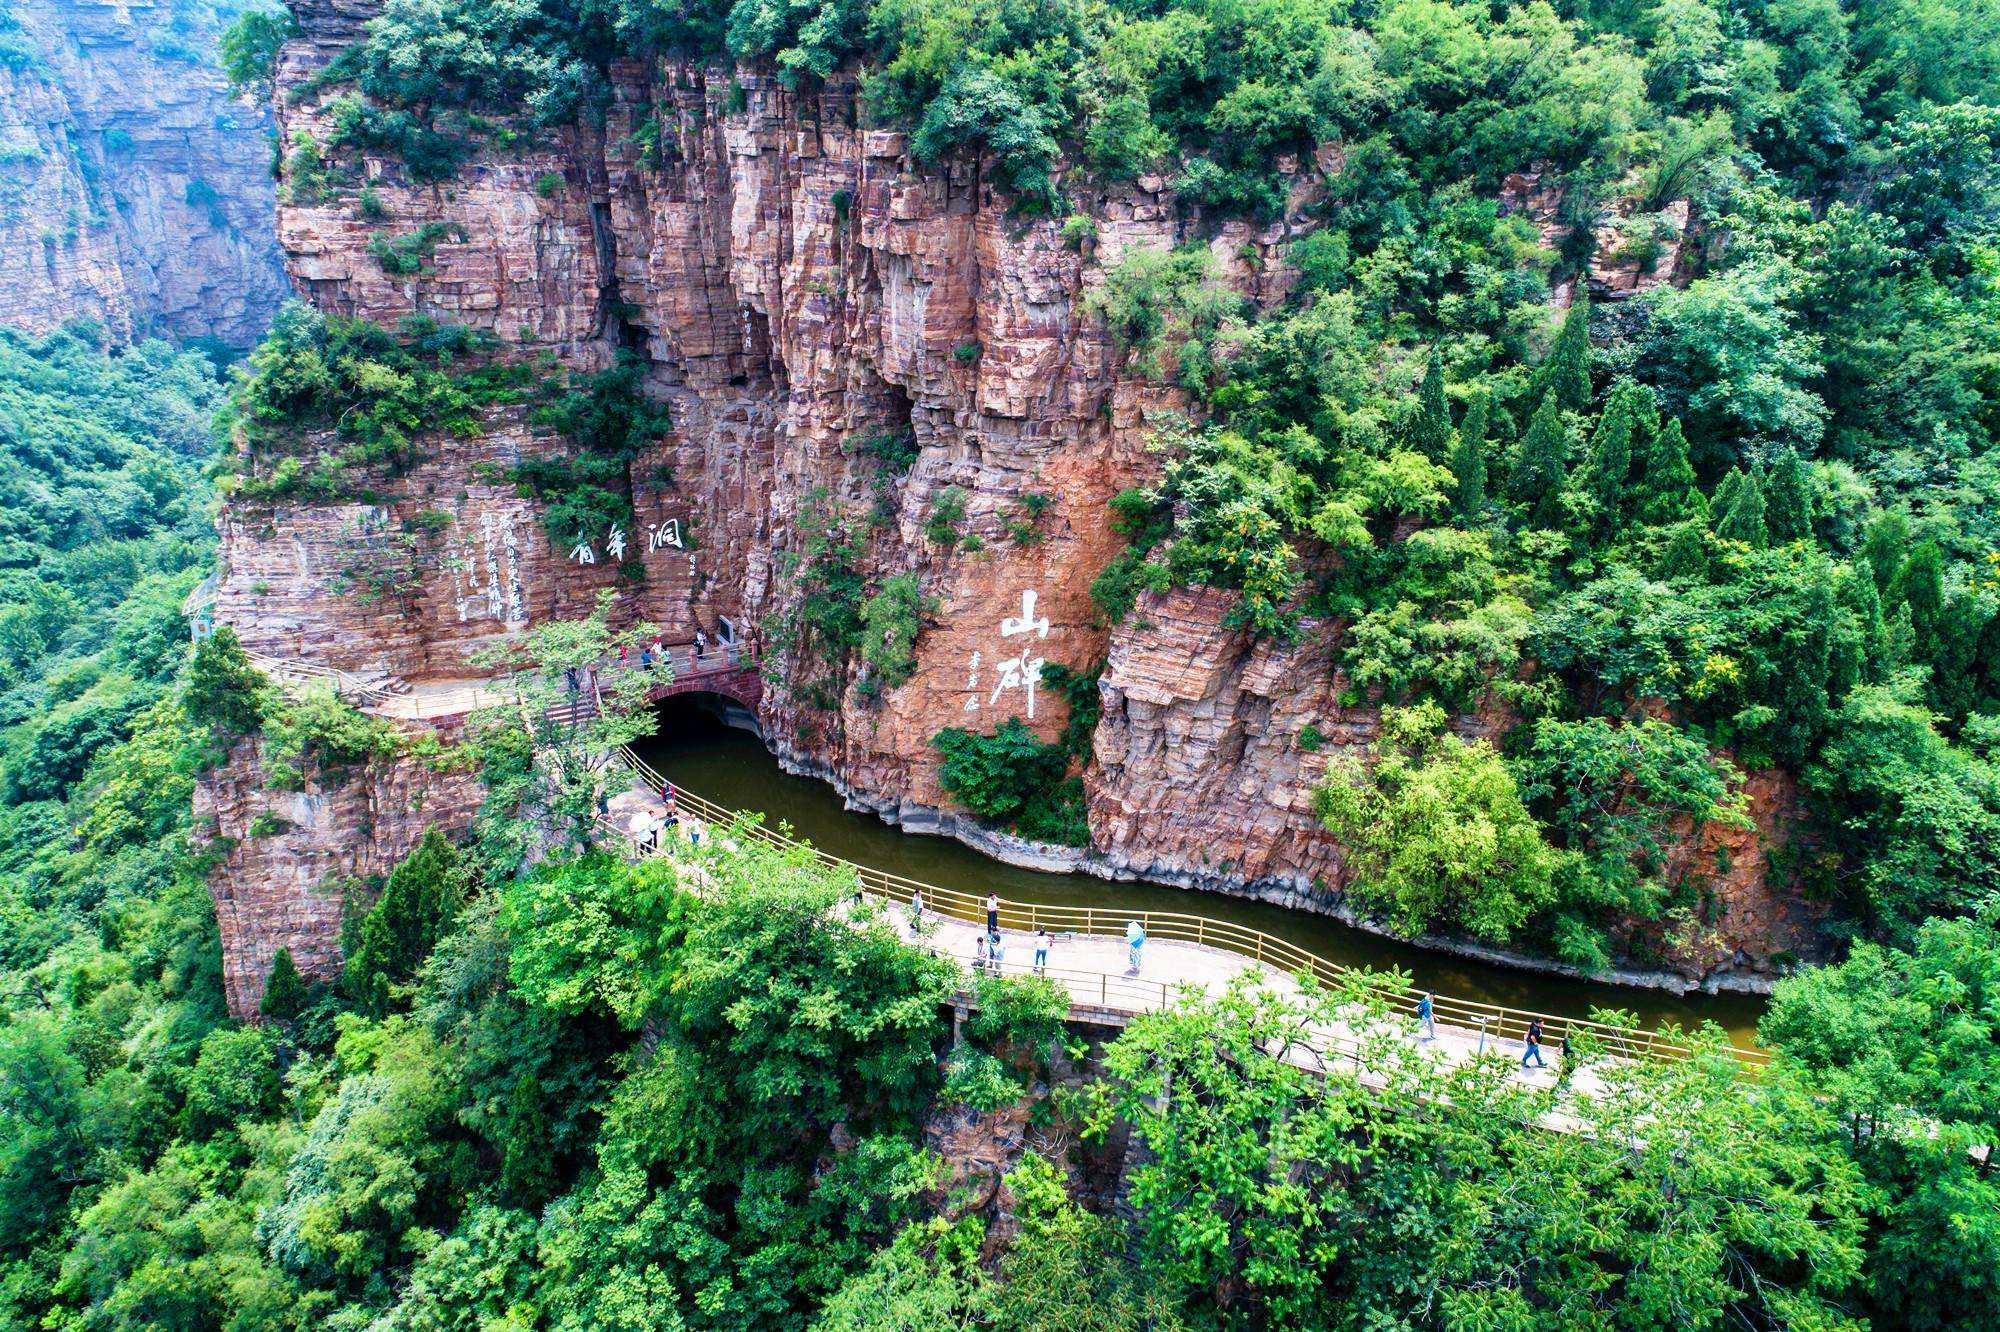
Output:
[{"xmin": 632, "ymin": 700, "xmax": 1767, "ymax": 1046}]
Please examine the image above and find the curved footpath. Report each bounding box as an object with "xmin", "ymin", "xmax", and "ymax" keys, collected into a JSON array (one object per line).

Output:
[{"xmin": 608, "ymin": 748, "xmax": 1768, "ymax": 1072}]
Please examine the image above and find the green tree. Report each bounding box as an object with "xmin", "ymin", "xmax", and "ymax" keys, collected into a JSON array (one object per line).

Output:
[
  {"xmin": 1314, "ymin": 702, "xmax": 1559, "ymax": 940},
  {"xmin": 1450, "ymin": 388, "xmax": 1490, "ymax": 519},
  {"xmin": 1891, "ymin": 539, "xmax": 1947, "ymax": 643},
  {"xmin": 345, "ymin": 827, "xmax": 467, "ymax": 1017},
  {"xmin": 179, "ymin": 1027, "xmax": 281, "ymax": 1138},
  {"xmin": 1579, "ymin": 376, "xmax": 1656, "ymax": 529},
  {"xmin": 183, "ymin": 626, "xmax": 269, "ymax": 746},
  {"xmin": 1089, "ymin": 978, "xmax": 1865, "ymax": 1329},
  {"xmin": 1635, "ymin": 416, "xmax": 1703, "ymax": 524},
  {"xmin": 467, "ymin": 588, "xmax": 671, "ymax": 863},
  {"xmin": 259, "ymin": 947, "xmax": 308, "ymax": 1023},
  {"xmin": 1408, "ymin": 348, "xmax": 1451, "ymax": 459},
  {"xmin": 1862, "ymin": 510, "xmax": 1910, "ymax": 594},
  {"xmin": 1508, "ymin": 391, "xmax": 1573, "ymax": 529},
  {"xmin": 1529, "ymin": 299, "xmax": 1593, "ymax": 411},
  {"xmin": 1765, "ymin": 447, "xmax": 1812, "ymax": 543},
  {"xmin": 1712, "ymin": 465, "xmax": 1770, "ymax": 547},
  {"xmin": 219, "ymin": 8, "xmax": 298, "ymax": 99},
  {"xmin": 500, "ymin": 1073, "xmax": 561, "ymax": 1210},
  {"xmin": 1761, "ymin": 912, "xmax": 2000, "ymax": 1330}
]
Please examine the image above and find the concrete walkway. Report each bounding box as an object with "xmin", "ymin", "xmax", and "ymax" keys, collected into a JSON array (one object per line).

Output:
[{"xmin": 605, "ymin": 784, "xmax": 1613, "ymax": 1105}]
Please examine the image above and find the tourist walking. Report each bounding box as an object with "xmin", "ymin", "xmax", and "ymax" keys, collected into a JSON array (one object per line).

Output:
[
  {"xmin": 694, "ymin": 629, "xmax": 708, "ymax": 663},
  {"xmin": 1033, "ymin": 930, "xmax": 1052, "ymax": 973},
  {"xmin": 660, "ymin": 780, "xmax": 676, "ymax": 816},
  {"xmin": 989, "ymin": 932, "xmax": 1005, "ymax": 971},
  {"xmin": 1126, "ymin": 920, "xmax": 1146, "ymax": 974},
  {"xmin": 1521, "ymin": 1017, "xmax": 1547, "ymax": 1070},
  {"xmin": 985, "ymin": 893, "xmax": 999, "ymax": 935},
  {"xmin": 1417, "ymin": 991, "xmax": 1436, "ymax": 1042},
  {"xmin": 909, "ymin": 889, "xmax": 923, "ymax": 935},
  {"xmin": 564, "ymin": 665, "xmax": 580, "ymax": 694}
]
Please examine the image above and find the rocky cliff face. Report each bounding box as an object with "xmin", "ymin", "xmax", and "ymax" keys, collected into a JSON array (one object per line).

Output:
[
  {"xmin": 0, "ymin": 0, "xmax": 287, "ymax": 344},
  {"xmin": 203, "ymin": 0, "xmax": 1817, "ymax": 1013}
]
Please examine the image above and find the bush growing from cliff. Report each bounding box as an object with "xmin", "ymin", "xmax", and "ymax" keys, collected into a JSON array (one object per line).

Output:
[
  {"xmin": 228, "ymin": 303, "xmax": 517, "ymax": 499},
  {"xmin": 510, "ymin": 349, "xmax": 671, "ymax": 542},
  {"xmin": 219, "ymin": 7, "xmax": 297, "ymax": 99},
  {"xmin": 1315, "ymin": 702, "xmax": 1560, "ymax": 944},
  {"xmin": 857, "ymin": 572, "xmax": 934, "ymax": 693},
  {"xmin": 933, "ymin": 717, "xmax": 1088, "ymax": 845}
]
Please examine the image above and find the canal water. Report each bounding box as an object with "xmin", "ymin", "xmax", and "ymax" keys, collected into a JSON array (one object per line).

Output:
[{"xmin": 632, "ymin": 700, "xmax": 1767, "ymax": 1046}]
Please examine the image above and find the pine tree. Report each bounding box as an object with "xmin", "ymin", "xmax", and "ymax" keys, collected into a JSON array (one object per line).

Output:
[
  {"xmin": 501, "ymin": 1072, "xmax": 561, "ymax": 1208},
  {"xmin": 1635, "ymin": 418, "xmax": 1701, "ymax": 525},
  {"xmin": 259, "ymin": 947, "xmax": 307, "ymax": 1023},
  {"xmin": 1581, "ymin": 377, "xmax": 1656, "ymax": 527},
  {"xmin": 1892, "ymin": 539, "xmax": 1947, "ymax": 643},
  {"xmin": 1451, "ymin": 389, "xmax": 1490, "ymax": 519},
  {"xmin": 1410, "ymin": 348, "xmax": 1452, "ymax": 459},
  {"xmin": 1530, "ymin": 299, "xmax": 1593, "ymax": 413},
  {"xmin": 345, "ymin": 826, "xmax": 465, "ymax": 1017},
  {"xmin": 1863, "ymin": 511, "xmax": 1910, "ymax": 594},
  {"xmin": 1509, "ymin": 391, "xmax": 1573, "ymax": 529},
  {"xmin": 1713, "ymin": 466, "xmax": 1769, "ymax": 548},
  {"xmin": 1765, "ymin": 449, "xmax": 1812, "ymax": 544},
  {"xmin": 1839, "ymin": 563, "xmax": 1890, "ymax": 684},
  {"xmin": 1656, "ymin": 520, "xmax": 1713, "ymax": 581}
]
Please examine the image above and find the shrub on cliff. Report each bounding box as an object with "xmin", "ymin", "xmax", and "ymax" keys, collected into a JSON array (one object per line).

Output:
[
  {"xmin": 510, "ymin": 350, "xmax": 672, "ymax": 542},
  {"xmin": 1315, "ymin": 701, "xmax": 1560, "ymax": 944},
  {"xmin": 933, "ymin": 717, "xmax": 1088, "ymax": 845},
  {"xmin": 227, "ymin": 303, "xmax": 518, "ymax": 499}
]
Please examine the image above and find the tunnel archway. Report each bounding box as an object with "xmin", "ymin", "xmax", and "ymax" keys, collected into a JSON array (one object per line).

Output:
[{"xmin": 652, "ymin": 689, "xmax": 762, "ymax": 741}]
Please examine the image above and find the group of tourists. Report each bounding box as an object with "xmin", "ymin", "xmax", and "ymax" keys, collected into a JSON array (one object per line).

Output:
[{"xmin": 629, "ymin": 780, "xmax": 705, "ymax": 854}]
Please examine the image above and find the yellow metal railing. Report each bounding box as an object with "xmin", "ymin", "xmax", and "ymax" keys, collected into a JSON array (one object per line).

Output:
[{"xmin": 614, "ymin": 746, "xmax": 1768, "ymax": 1069}]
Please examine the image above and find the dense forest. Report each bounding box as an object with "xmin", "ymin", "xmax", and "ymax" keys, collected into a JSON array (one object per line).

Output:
[{"xmin": 1, "ymin": 0, "xmax": 1999, "ymax": 1324}]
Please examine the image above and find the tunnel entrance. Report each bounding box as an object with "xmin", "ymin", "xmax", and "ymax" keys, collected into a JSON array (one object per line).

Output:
[{"xmin": 652, "ymin": 690, "xmax": 762, "ymax": 742}]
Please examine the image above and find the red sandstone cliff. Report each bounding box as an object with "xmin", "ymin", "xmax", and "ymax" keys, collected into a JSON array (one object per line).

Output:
[{"xmin": 202, "ymin": 0, "xmax": 1820, "ymax": 1013}]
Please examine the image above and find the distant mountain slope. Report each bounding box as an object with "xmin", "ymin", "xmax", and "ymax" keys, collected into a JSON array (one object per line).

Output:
[{"xmin": 0, "ymin": 0, "xmax": 287, "ymax": 347}]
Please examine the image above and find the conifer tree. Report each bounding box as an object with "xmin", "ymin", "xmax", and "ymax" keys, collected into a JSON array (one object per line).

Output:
[
  {"xmin": 1581, "ymin": 377, "xmax": 1656, "ymax": 527},
  {"xmin": 345, "ymin": 826, "xmax": 466, "ymax": 1017},
  {"xmin": 1509, "ymin": 391, "xmax": 1573, "ymax": 529},
  {"xmin": 1451, "ymin": 389, "xmax": 1490, "ymax": 519},
  {"xmin": 1635, "ymin": 418, "xmax": 1701, "ymax": 525},
  {"xmin": 1410, "ymin": 348, "xmax": 1452, "ymax": 459},
  {"xmin": 259, "ymin": 947, "xmax": 307, "ymax": 1023},
  {"xmin": 1862, "ymin": 511, "xmax": 1910, "ymax": 594},
  {"xmin": 1656, "ymin": 520, "xmax": 1712, "ymax": 581},
  {"xmin": 1839, "ymin": 563, "xmax": 1891, "ymax": 683},
  {"xmin": 1530, "ymin": 299, "xmax": 1593, "ymax": 412},
  {"xmin": 502, "ymin": 1073, "xmax": 560, "ymax": 1208},
  {"xmin": 1713, "ymin": 466, "xmax": 1770, "ymax": 548},
  {"xmin": 1892, "ymin": 539, "xmax": 1947, "ymax": 643},
  {"xmin": 1765, "ymin": 448, "xmax": 1812, "ymax": 543}
]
